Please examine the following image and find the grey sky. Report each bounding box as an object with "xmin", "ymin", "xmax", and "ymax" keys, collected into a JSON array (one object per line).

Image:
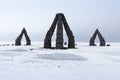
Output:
[{"xmin": 0, "ymin": 0, "xmax": 120, "ymax": 42}]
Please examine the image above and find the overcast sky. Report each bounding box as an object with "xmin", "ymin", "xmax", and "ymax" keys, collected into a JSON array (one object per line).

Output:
[{"xmin": 0, "ymin": 0, "xmax": 120, "ymax": 42}]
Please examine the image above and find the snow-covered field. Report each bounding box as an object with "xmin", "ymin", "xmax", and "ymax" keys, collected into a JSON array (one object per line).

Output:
[{"xmin": 0, "ymin": 42, "xmax": 120, "ymax": 80}]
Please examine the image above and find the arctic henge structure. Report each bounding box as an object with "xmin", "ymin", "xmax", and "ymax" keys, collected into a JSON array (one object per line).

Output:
[
  {"xmin": 89, "ymin": 29, "xmax": 106, "ymax": 46},
  {"xmin": 15, "ymin": 28, "xmax": 31, "ymax": 46},
  {"xmin": 44, "ymin": 13, "xmax": 75, "ymax": 49}
]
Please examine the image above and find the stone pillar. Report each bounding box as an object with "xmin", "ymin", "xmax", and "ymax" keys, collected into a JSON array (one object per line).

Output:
[
  {"xmin": 44, "ymin": 15, "xmax": 58, "ymax": 48},
  {"xmin": 90, "ymin": 37, "xmax": 96, "ymax": 46},
  {"xmin": 56, "ymin": 16, "xmax": 63, "ymax": 49},
  {"xmin": 62, "ymin": 15, "xmax": 75, "ymax": 48}
]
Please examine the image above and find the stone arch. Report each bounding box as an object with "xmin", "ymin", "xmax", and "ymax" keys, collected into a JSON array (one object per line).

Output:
[
  {"xmin": 89, "ymin": 29, "xmax": 106, "ymax": 46},
  {"xmin": 44, "ymin": 13, "xmax": 75, "ymax": 49},
  {"xmin": 15, "ymin": 28, "xmax": 31, "ymax": 46}
]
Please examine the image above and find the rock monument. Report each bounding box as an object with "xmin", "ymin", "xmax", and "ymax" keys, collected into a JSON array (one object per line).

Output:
[
  {"xmin": 89, "ymin": 29, "xmax": 106, "ymax": 46},
  {"xmin": 15, "ymin": 28, "xmax": 31, "ymax": 46},
  {"xmin": 44, "ymin": 13, "xmax": 75, "ymax": 49}
]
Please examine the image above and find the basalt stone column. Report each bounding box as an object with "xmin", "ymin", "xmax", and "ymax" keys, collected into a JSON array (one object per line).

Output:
[
  {"xmin": 15, "ymin": 33, "xmax": 23, "ymax": 46},
  {"xmin": 44, "ymin": 15, "xmax": 58, "ymax": 48},
  {"xmin": 89, "ymin": 37, "xmax": 95, "ymax": 46},
  {"xmin": 44, "ymin": 31, "xmax": 52, "ymax": 48},
  {"xmin": 99, "ymin": 35, "xmax": 106, "ymax": 46},
  {"xmin": 26, "ymin": 37, "xmax": 31, "ymax": 45},
  {"xmin": 68, "ymin": 35, "xmax": 75, "ymax": 48},
  {"xmin": 56, "ymin": 16, "xmax": 63, "ymax": 49},
  {"xmin": 62, "ymin": 16, "xmax": 75, "ymax": 48},
  {"xmin": 100, "ymin": 40, "xmax": 106, "ymax": 46},
  {"xmin": 15, "ymin": 37, "xmax": 21, "ymax": 45}
]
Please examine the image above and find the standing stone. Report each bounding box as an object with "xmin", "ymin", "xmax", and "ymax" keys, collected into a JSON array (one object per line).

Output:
[
  {"xmin": 56, "ymin": 15, "xmax": 63, "ymax": 49},
  {"xmin": 62, "ymin": 14, "xmax": 75, "ymax": 48},
  {"xmin": 44, "ymin": 14, "xmax": 58, "ymax": 48}
]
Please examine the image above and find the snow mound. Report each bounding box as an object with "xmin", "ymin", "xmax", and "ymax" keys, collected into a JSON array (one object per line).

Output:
[
  {"xmin": 5, "ymin": 49, "xmax": 27, "ymax": 52},
  {"xmin": 36, "ymin": 53, "xmax": 86, "ymax": 61}
]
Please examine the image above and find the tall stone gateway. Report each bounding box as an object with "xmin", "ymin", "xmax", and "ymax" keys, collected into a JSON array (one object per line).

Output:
[
  {"xmin": 15, "ymin": 28, "xmax": 31, "ymax": 46},
  {"xmin": 89, "ymin": 29, "xmax": 106, "ymax": 46},
  {"xmin": 44, "ymin": 13, "xmax": 75, "ymax": 49}
]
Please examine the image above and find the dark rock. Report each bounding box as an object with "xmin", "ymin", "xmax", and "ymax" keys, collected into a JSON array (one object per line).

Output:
[{"xmin": 107, "ymin": 44, "xmax": 110, "ymax": 46}]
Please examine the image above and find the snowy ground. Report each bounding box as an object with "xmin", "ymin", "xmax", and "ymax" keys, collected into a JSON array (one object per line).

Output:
[{"xmin": 0, "ymin": 42, "xmax": 120, "ymax": 80}]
